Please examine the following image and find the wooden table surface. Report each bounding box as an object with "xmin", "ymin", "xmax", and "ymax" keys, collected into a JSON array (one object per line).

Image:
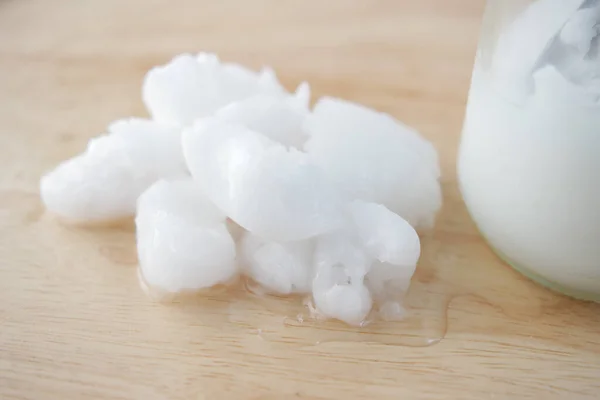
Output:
[{"xmin": 1, "ymin": 0, "xmax": 599, "ymax": 399}]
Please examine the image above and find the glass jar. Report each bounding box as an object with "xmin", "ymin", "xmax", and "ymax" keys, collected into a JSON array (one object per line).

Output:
[{"xmin": 458, "ymin": 0, "xmax": 600, "ymax": 301}]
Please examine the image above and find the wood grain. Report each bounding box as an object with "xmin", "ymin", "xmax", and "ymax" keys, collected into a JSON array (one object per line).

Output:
[{"xmin": 1, "ymin": 1, "xmax": 599, "ymax": 399}]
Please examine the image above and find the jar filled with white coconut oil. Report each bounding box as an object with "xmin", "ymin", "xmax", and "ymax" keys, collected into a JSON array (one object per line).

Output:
[{"xmin": 459, "ymin": 0, "xmax": 600, "ymax": 301}]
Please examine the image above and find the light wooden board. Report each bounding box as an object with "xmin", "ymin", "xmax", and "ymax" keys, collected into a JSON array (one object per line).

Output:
[{"xmin": 1, "ymin": 0, "xmax": 599, "ymax": 399}]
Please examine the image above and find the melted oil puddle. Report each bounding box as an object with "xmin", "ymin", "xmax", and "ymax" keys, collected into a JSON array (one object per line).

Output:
[
  {"xmin": 235, "ymin": 280, "xmax": 453, "ymax": 347},
  {"xmin": 226, "ymin": 234, "xmax": 459, "ymax": 347},
  {"xmin": 225, "ymin": 230, "xmax": 565, "ymax": 347}
]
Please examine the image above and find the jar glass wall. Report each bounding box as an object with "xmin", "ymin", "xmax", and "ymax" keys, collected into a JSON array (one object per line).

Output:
[{"xmin": 458, "ymin": 0, "xmax": 600, "ymax": 301}]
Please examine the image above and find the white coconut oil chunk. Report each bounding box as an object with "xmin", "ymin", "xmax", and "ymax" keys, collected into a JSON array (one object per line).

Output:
[
  {"xmin": 182, "ymin": 117, "xmax": 344, "ymax": 241},
  {"xmin": 311, "ymin": 200, "xmax": 421, "ymax": 325},
  {"xmin": 136, "ymin": 178, "xmax": 237, "ymax": 294},
  {"xmin": 214, "ymin": 85, "xmax": 310, "ymax": 149},
  {"xmin": 240, "ymin": 232, "xmax": 314, "ymax": 295},
  {"xmin": 40, "ymin": 118, "xmax": 186, "ymax": 223},
  {"xmin": 142, "ymin": 52, "xmax": 287, "ymax": 126},
  {"xmin": 304, "ymin": 97, "xmax": 441, "ymax": 230}
]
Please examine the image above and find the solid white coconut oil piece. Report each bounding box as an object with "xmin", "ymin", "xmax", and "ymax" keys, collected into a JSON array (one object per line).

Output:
[
  {"xmin": 40, "ymin": 118, "xmax": 186, "ymax": 222},
  {"xmin": 240, "ymin": 232, "xmax": 314, "ymax": 295},
  {"xmin": 310, "ymin": 200, "xmax": 420, "ymax": 325},
  {"xmin": 136, "ymin": 178, "xmax": 237, "ymax": 293},
  {"xmin": 182, "ymin": 117, "xmax": 345, "ymax": 241},
  {"xmin": 304, "ymin": 97, "xmax": 441, "ymax": 230},
  {"xmin": 214, "ymin": 93, "xmax": 309, "ymax": 149},
  {"xmin": 143, "ymin": 53, "xmax": 288, "ymax": 126}
]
